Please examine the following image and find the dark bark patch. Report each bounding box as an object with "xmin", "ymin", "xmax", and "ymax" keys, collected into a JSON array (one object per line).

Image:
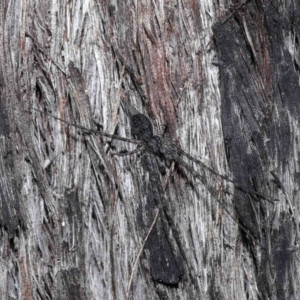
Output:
[
  {"xmin": 138, "ymin": 153, "xmax": 184, "ymax": 285},
  {"xmin": 54, "ymin": 268, "xmax": 86, "ymax": 300},
  {"xmin": 213, "ymin": 0, "xmax": 299, "ymax": 298},
  {"xmin": 272, "ymin": 213, "xmax": 294, "ymax": 300}
]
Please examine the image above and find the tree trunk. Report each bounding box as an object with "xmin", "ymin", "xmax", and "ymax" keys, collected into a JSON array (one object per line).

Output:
[{"xmin": 1, "ymin": 0, "xmax": 299, "ymax": 299}]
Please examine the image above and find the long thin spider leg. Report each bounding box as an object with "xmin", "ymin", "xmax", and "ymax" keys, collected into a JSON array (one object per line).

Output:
[
  {"xmin": 112, "ymin": 145, "xmax": 144, "ymax": 156},
  {"xmin": 165, "ymin": 140, "xmax": 278, "ymax": 202},
  {"xmin": 29, "ymin": 108, "xmax": 142, "ymax": 145},
  {"xmin": 177, "ymin": 158, "xmax": 256, "ymax": 241}
]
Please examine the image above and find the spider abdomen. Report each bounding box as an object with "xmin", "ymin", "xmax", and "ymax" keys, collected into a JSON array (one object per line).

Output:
[{"xmin": 130, "ymin": 114, "xmax": 154, "ymax": 143}]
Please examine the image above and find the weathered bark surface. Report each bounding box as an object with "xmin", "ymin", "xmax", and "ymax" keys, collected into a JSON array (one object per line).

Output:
[{"xmin": 0, "ymin": 0, "xmax": 299, "ymax": 299}]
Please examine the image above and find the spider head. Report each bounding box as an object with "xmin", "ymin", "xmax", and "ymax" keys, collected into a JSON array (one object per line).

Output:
[{"xmin": 146, "ymin": 135, "xmax": 162, "ymax": 154}]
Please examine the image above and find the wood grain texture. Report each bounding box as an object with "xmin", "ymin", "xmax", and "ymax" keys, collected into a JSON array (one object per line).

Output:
[{"xmin": 0, "ymin": 0, "xmax": 299, "ymax": 299}]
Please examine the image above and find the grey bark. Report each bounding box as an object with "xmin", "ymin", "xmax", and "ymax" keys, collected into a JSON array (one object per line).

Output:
[{"xmin": 0, "ymin": 0, "xmax": 299, "ymax": 299}]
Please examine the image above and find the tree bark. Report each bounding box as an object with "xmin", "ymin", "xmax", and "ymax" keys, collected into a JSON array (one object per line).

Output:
[{"xmin": 0, "ymin": 0, "xmax": 299, "ymax": 299}]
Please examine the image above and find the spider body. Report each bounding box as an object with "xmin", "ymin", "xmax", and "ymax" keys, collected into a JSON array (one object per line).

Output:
[{"xmin": 130, "ymin": 113, "xmax": 154, "ymax": 143}]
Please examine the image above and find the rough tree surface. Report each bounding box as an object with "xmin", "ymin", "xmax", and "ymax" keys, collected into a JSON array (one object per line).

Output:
[{"xmin": 0, "ymin": 0, "xmax": 299, "ymax": 299}]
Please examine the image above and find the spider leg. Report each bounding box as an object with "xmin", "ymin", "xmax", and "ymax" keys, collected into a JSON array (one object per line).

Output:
[
  {"xmin": 176, "ymin": 157, "xmax": 256, "ymax": 241},
  {"xmin": 112, "ymin": 145, "xmax": 145, "ymax": 156},
  {"xmin": 171, "ymin": 142, "xmax": 278, "ymax": 202},
  {"xmin": 30, "ymin": 108, "xmax": 142, "ymax": 145}
]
